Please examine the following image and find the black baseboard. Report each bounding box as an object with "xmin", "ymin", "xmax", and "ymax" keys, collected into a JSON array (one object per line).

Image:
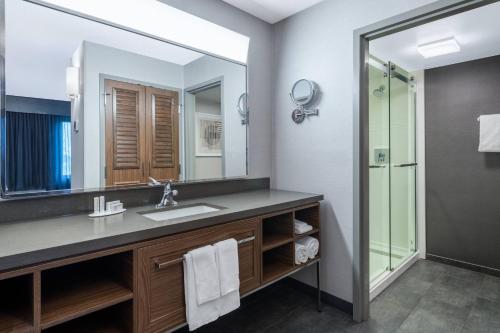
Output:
[
  {"xmin": 283, "ymin": 277, "xmax": 353, "ymax": 315},
  {"xmin": 427, "ymin": 254, "xmax": 500, "ymax": 278}
]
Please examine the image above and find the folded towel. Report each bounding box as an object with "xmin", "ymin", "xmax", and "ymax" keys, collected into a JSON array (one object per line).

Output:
[
  {"xmin": 294, "ymin": 219, "xmax": 313, "ymax": 234},
  {"xmin": 191, "ymin": 245, "xmax": 220, "ymax": 305},
  {"xmin": 214, "ymin": 239, "xmax": 240, "ymax": 296},
  {"xmin": 478, "ymin": 114, "xmax": 500, "ymax": 152},
  {"xmin": 297, "ymin": 236, "xmax": 319, "ymax": 259},
  {"xmin": 295, "ymin": 243, "xmax": 308, "ymax": 264},
  {"xmin": 184, "ymin": 253, "xmax": 220, "ymax": 331}
]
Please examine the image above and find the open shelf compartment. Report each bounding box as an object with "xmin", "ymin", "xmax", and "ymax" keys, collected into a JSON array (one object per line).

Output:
[
  {"xmin": 0, "ymin": 274, "xmax": 34, "ymax": 333},
  {"xmin": 262, "ymin": 243, "xmax": 294, "ymax": 284},
  {"xmin": 42, "ymin": 301, "xmax": 132, "ymax": 333},
  {"xmin": 262, "ymin": 211, "xmax": 294, "ymax": 252},
  {"xmin": 294, "ymin": 205, "xmax": 320, "ymax": 239},
  {"xmin": 40, "ymin": 251, "xmax": 133, "ymax": 330}
]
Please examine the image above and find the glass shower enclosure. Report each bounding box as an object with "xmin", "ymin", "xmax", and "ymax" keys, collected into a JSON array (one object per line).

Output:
[{"xmin": 368, "ymin": 56, "xmax": 417, "ymax": 287}]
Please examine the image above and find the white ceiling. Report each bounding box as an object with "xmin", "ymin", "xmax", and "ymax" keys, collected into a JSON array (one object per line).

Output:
[
  {"xmin": 370, "ymin": 1, "xmax": 500, "ymax": 72},
  {"xmin": 221, "ymin": 0, "xmax": 324, "ymax": 24},
  {"xmin": 6, "ymin": 0, "xmax": 204, "ymax": 100}
]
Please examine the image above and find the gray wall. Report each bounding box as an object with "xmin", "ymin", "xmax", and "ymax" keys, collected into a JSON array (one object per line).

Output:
[
  {"xmin": 272, "ymin": 0, "xmax": 437, "ymax": 303},
  {"xmin": 160, "ymin": 0, "xmax": 273, "ymax": 179},
  {"xmin": 426, "ymin": 55, "xmax": 500, "ymax": 271}
]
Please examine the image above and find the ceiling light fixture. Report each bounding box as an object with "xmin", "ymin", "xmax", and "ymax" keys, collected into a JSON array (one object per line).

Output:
[{"xmin": 417, "ymin": 37, "xmax": 461, "ymax": 58}]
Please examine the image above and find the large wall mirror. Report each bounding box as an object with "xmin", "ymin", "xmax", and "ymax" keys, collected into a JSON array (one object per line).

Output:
[{"xmin": 1, "ymin": 0, "xmax": 248, "ymax": 197}]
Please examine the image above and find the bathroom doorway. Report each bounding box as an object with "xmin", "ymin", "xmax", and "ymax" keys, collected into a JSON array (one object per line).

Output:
[
  {"xmin": 353, "ymin": 0, "xmax": 500, "ymax": 322},
  {"xmin": 368, "ymin": 57, "xmax": 417, "ymax": 297}
]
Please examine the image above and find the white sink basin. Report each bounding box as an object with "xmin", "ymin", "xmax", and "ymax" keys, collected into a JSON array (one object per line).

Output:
[{"xmin": 140, "ymin": 204, "xmax": 222, "ymax": 222}]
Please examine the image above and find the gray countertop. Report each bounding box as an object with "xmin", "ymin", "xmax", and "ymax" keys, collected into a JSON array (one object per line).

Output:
[{"xmin": 0, "ymin": 189, "xmax": 322, "ymax": 272}]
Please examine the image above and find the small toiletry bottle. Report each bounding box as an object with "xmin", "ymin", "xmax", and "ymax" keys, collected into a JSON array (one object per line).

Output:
[
  {"xmin": 99, "ymin": 196, "xmax": 105, "ymax": 213},
  {"xmin": 93, "ymin": 197, "xmax": 99, "ymax": 214}
]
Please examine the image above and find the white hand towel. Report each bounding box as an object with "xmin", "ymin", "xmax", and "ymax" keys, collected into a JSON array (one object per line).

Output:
[
  {"xmin": 215, "ymin": 239, "xmax": 241, "ymax": 316},
  {"xmin": 297, "ymin": 236, "xmax": 319, "ymax": 259},
  {"xmin": 191, "ymin": 245, "xmax": 220, "ymax": 305},
  {"xmin": 295, "ymin": 243, "xmax": 308, "ymax": 264},
  {"xmin": 294, "ymin": 219, "xmax": 313, "ymax": 234},
  {"xmin": 478, "ymin": 114, "xmax": 500, "ymax": 152},
  {"xmin": 215, "ymin": 239, "xmax": 240, "ymax": 296},
  {"xmin": 183, "ymin": 253, "xmax": 220, "ymax": 331}
]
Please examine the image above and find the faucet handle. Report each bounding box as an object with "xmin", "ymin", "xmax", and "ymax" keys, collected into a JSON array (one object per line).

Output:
[{"xmin": 148, "ymin": 177, "xmax": 161, "ymax": 186}]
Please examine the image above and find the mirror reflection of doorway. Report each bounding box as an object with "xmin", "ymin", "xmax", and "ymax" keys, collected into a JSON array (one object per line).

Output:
[
  {"xmin": 104, "ymin": 79, "xmax": 179, "ymax": 187},
  {"xmin": 185, "ymin": 83, "xmax": 224, "ymax": 180}
]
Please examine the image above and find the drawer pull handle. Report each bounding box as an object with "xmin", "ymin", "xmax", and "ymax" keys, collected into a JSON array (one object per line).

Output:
[{"xmin": 155, "ymin": 236, "xmax": 256, "ymax": 270}]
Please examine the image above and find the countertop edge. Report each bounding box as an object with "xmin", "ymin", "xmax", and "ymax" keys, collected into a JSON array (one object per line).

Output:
[{"xmin": 0, "ymin": 193, "xmax": 323, "ymax": 273}]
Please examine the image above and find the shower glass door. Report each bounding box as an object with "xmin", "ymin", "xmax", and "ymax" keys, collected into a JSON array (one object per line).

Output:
[
  {"xmin": 369, "ymin": 58, "xmax": 417, "ymax": 286},
  {"xmin": 388, "ymin": 63, "xmax": 416, "ymax": 271},
  {"xmin": 368, "ymin": 57, "xmax": 391, "ymax": 283}
]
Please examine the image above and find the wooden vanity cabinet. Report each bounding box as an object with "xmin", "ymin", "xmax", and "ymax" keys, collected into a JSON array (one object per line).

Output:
[{"xmin": 136, "ymin": 218, "xmax": 261, "ymax": 333}]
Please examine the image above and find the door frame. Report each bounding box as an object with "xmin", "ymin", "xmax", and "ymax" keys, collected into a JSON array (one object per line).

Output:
[
  {"xmin": 184, "ymin": 77, "xmax": 226, "ymax": 180},
  {"xmin": 353, "ymin": 0, "xmax": 500, "ymax": 322}
]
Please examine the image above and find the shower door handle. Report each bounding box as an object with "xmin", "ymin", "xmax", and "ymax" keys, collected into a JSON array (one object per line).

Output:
[
  {"xmin": 369, "ymin": 165, "xmax": 386, "ymax": 169},
  {"xmin": 393, "ymin": 163, "xmax": 417, "ymax": 168}
]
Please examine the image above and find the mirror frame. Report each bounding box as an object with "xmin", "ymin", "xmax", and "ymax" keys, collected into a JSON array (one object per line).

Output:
[
  {"xmin": 291, "ymin": 79, "xmax": 318, "ymax": 107},
  {"xmin": 0, "ymin": 0, "xmax": 249, "ymax": 199}
]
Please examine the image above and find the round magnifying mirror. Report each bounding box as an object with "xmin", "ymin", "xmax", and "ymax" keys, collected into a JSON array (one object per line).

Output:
[
  {"xmin": 237, "ymin": 93, "xmax": 248, "ymax": 117},
  {"xmin": 291, "ymin": 79, "xmax": 317, "ymax": 106}
]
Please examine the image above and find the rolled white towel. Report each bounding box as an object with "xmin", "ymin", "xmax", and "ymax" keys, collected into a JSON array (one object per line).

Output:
[
  {"xmin": 294, "ymin": 219, "xmax": 313, "ymax": 234},
  {"xmin": 295, "ymin": 243, "xmax": 308, "ymax": 265},
  {"xmin": 297, "ymin": 236, "xmax": 319, "ymax": 259}
]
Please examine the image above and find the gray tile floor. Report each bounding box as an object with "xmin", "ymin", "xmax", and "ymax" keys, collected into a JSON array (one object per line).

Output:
[{"xmin": 176, "ymin": 260, "xmax": 500, "ymax": 332}]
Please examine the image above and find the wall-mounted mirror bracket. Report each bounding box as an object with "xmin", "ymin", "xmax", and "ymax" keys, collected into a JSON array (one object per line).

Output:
[{"xmin": 290, "ymin": 79, "xmax": 320, "ymax": 124}]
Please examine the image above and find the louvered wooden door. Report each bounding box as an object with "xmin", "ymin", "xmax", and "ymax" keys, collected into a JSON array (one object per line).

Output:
[
  {"xmin": 146, "ymin": 87, "xmax": 179, "ymax": 181},
  {"xmin": 105, "ymin": 80, "xmax": 146, "ymax": 186},
  {"xmin": 105, "ymin": 80, "xmax": 179, "ymax": 187}
]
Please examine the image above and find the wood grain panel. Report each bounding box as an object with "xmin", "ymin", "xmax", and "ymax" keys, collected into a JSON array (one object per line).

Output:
[
  {"xmin": 105, "ymin": 80, "xmax": 146, "ymax": 186},
  {"xmin": 136, "ymin": 218, "xmax": 261, "ymax": 333},
  {"xmin": 146, "ymin": 87, "xmax": 179, "ymax": 181}
]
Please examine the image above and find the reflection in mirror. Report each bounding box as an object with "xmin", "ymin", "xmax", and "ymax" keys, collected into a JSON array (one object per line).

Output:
[
  {"xmin": 2, "ymin": 0, "xmax": 248, "ymax": 196},
  {"xmin": 291, "ymin": 79, "xmax": 317, "ymax": 106}
]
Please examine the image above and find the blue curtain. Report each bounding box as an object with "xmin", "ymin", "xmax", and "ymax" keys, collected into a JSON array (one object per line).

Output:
[{"xmin": 6, "ymin": 111, "xmax": 71, "ymax": 192}]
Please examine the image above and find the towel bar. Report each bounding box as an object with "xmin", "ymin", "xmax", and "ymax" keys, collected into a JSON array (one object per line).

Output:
[{"xmin": 155, "ymin": 236, "xmax": 256, "ymax": 270}]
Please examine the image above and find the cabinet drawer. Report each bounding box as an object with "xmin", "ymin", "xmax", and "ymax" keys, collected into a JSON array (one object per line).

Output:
[{"xmin": 136, "ymin": 218, "xmax": 261, "ymax": 333}]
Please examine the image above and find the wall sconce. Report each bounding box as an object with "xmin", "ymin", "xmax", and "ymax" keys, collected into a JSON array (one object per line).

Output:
[{"xmin": 66, "ymin": 66, "xmax": 80, "ymax": 133}]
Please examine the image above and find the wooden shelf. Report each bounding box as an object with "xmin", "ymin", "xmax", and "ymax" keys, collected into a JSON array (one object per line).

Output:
[
  {"xmin": 0, "ymin": 311, "xmax": 33, "ymax": 333},
  {"xmin": 294, "ymin": 228, "xmax": 319, "ymax": 240},
  {"xmin": 0, "ymin": 274, "xmax": 33, "ymax": 333},
  {"xmin": 262, "ymin": 259, "xmax": 294, "ymax": 284},
  {"xmin": 262, "ymin": 243, "xmax": 294, "ymax": 284},
  {"xmin": 263, "ymin": 234, "xmax": 293, "ymax": 252},
  {"xmin": 42, "ymin": 301, "xmax": 132, "ymax": 333},
  {"xmin": 41, "ymin": 276, "xmax": 133, "ymax": 329}
]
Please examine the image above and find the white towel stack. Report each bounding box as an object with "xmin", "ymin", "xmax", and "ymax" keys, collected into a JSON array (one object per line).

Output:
[
  {"xmin": 294, "ymin": 219, "xmax": 313, "ymax": 234},
  {"xmin": 297, "ymin": 236, "xmax": 319, "ymax": 259},
  {"xmin": 295, "ymin": 243, "xmax": 308, "ymax": 264},
  {"xmin": 183, "ymin": 239, "xmax": 241, "ymax": 331}
]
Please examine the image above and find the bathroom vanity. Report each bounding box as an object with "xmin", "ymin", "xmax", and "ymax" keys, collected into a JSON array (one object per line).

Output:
[{"xmin": 0, "ymin": 189, "xmax": 322, "ymax": 333}]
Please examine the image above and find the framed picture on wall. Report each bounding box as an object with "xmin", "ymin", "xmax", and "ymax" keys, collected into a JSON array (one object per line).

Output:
[{"xmin": 195, "ymin": 113, "xmax": 223, "ymax": 157}]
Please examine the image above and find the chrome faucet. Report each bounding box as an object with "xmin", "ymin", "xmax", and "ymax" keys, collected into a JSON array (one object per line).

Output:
[{"xmin": 149, "ymin": 177, "xmax": 178, "ymax": 208}]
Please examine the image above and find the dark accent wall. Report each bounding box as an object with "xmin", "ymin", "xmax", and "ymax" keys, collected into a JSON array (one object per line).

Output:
[
  {"xmin": 426, "ymin": 55, "xmax": 500, "ymax": 272},
  {"xmin": 6, "ymin": 95, "xmax": 71, "ymax": 116}
]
